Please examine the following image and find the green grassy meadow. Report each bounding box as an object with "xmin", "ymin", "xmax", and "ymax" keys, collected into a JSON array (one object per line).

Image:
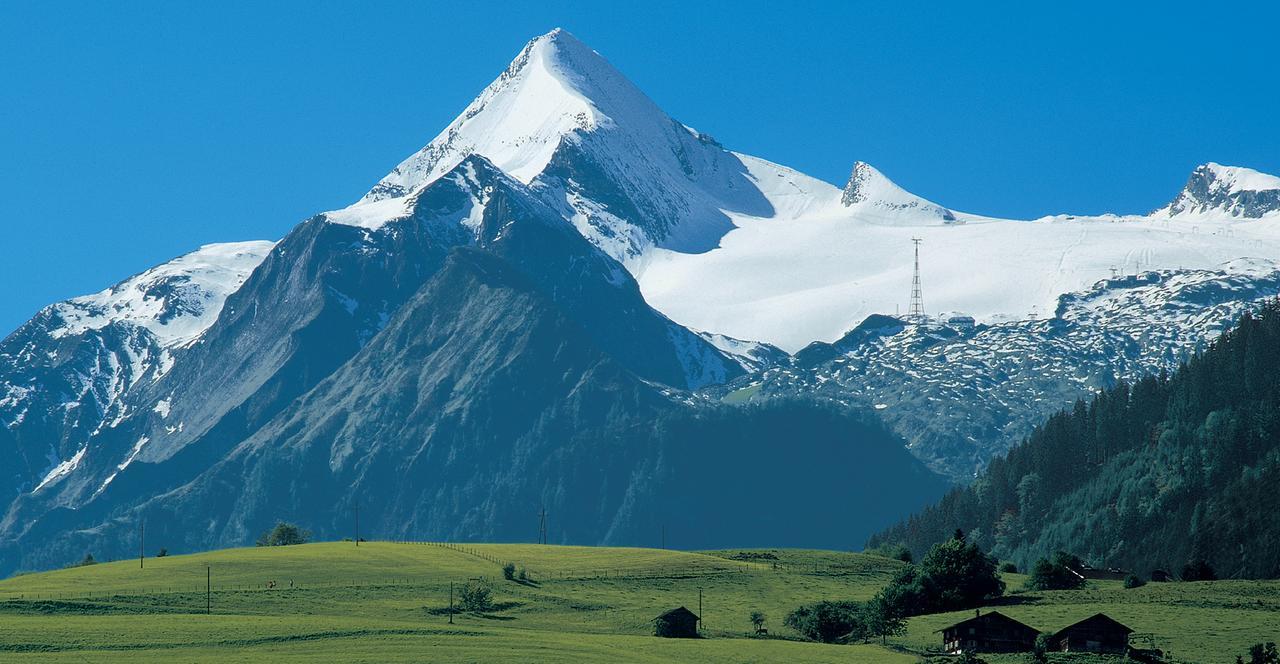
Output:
[{"xmin": 0, "ymin": 542, "xmax": 1274, "ymax": 663}]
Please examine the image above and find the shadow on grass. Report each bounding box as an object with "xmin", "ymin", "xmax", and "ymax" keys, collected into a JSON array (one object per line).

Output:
[
  {"xmin": 986, "ymin": 593, "xmax": 1042, "ymax": 606},
  {"xmin": 0, "ymin": 599, "xmax": 189, "ymax": 615},
  {"xmin": 423, "ymin": 600, "xmax": 524, "ymax": 619}
]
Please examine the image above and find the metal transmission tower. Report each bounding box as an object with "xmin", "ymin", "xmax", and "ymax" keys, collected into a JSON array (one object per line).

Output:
[{"xmin": 908, "ymin": 238, "xmax": 925, "ymax": 323}]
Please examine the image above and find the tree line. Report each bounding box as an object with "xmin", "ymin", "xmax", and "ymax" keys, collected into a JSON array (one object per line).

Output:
[{"xmin": 786, "ymin": 530, "xmax": 1002, "ymax": 643}]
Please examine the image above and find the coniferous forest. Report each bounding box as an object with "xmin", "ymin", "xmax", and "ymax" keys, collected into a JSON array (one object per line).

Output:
[{"xmin": 870, "ymin": 300, "xmax": 1280, "ymax": 579}]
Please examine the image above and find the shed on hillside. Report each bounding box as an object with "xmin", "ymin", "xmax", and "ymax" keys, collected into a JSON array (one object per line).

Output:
[
  {"xmin": 653, "ymin": 606, "xmax": 699, "ymax": 638},
  {"xmin": 938, "ymin": 610, "xmax": 1039, "ymax": 654},
  {"xmin": 1049, "ymin": 613, "xmax": 1133, "ymax": 654}
]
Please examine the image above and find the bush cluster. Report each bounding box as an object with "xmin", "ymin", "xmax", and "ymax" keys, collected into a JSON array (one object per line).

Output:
[{"xmin": 787, "ymin": 532, "xmax": 1003, "ymax": 644}]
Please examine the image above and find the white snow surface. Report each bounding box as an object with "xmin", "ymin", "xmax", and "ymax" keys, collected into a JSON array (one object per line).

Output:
[
  {"xmin": 34, "ymin": 445, "xmax": 86, "ymax": 492},
  {"xmin": 321, "ymin": 197, "xmax": 412, "ymax": 230},
  {"xmin": 1199, "ymin": 162, "xmax": 1280, "ymax": 194},
  {"xmin": 48, "ymin": 241, "xmax": 274, "ymax": 347},
  {"xmin": 635, "ymin": 184, "xmax": 1280, "ymax": 351}
]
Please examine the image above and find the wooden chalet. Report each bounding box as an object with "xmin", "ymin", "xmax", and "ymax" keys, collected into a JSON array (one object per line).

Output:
[
  {"xmin": 1049, "ymin": 613, "xmax": 1134, "ymax": 654},
  {"xmin": 938, "ymin": 610, "xmax": 1040, "ymax": 654}
]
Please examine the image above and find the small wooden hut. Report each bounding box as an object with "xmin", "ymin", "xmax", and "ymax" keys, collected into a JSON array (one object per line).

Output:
[{"xmin": 653, "ymin": 606, "xmax": 699, "ymax": 638}]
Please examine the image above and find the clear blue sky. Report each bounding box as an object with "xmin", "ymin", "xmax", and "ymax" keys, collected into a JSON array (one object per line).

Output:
[{"xmin": 3, "ymin": 1, "xmax": 1278, "ymax": 336}]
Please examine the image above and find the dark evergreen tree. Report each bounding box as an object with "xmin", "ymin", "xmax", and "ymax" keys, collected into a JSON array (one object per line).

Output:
[
  {"xmin": 1025, "ymin": 552, "xmax": 1086, "ymax": 590},
  {"xmin": 782, "ymin": 601, "xmax": 862, "ymax": 643}
]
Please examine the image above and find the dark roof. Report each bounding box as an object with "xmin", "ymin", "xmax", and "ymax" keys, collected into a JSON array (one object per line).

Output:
[
  {"xmin": 1052, "ymin": 613, "xmax": 1134, "ymax": 637},
  {"xmin": 655, "ymin": 606, "xmax": 699, "ymax": 622},
  {"xmin": 936, "ymin": 610, "xmax": 1038, "ymax": 634}
]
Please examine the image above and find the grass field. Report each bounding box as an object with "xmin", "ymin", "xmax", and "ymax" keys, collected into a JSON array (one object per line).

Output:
[{"xmin": 0, "ymin": 542, "xmax": 1274, "ymax": 663}]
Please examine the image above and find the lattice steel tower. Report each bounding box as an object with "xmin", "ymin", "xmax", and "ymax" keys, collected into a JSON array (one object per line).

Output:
[{"xmin": 908, "ymin": 238, "xmax": 924, "ymax": 323}]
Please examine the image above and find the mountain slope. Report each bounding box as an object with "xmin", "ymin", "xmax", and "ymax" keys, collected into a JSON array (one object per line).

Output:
[
  {"xmin": 0, "ymin": 156, "xmax": 770, "ymax": 572},
  {"xmin": 869, "ymin": 302, "xmax": 1280, "ymax": 578},
  {"xmin": 1, "ymin": 243, "xmax": 946, "ymax": 571},
  {"xmin": 2, "ymin": 155, "xmax": 738, "ymax": 504}
]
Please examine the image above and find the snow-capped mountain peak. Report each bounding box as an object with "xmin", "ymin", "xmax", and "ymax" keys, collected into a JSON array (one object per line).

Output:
[
  {"xmin": 1157, "ymin": 162, "xmax": 1280, "ymax": 218},
  {"xmin": 840, "ymin": 161, "xmax": 956, "ymax": 221},
  {"xmin": 45, "ymin": 241, "xmax": 274, "ymax": 348},
  {"xmin": 357, "ymin": 28, "xmax": 615, "ymax": 204},
  {"xmin": 337, "ymin": 29, "xmax": 771, "ymax": 258}
]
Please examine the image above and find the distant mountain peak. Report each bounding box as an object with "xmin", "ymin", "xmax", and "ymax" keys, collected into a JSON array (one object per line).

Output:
[
  {"xmin": 342, "ymin": 29, "xmax": 771, "ymax": 258},
  {"xmin": 840, "ymin": 161, "xmax": 891, "ymax": 206},
  {"xmin": 840, "ymin": 161, "xmax": 956, "ymax": 221},
  {"xmin": 44, "ymin": 241, "xmax": 274, "ymax": 348},
  {"xmin": 1157, "ymin": 162, "xmax": 1280, "ymax": 218},
  {"xmin": 355, "ymin": 27, "xmax": 651, "ymax": 206}
]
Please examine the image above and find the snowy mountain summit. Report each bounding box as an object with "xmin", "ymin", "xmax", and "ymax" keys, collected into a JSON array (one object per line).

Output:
[
  {"xmin": 840, "ymin": 161, "xmax": 956, "ymax": 221},
  {"xmin": 1156, "ymin": 162, "xmax": 1280, "ymax": 218},
  {"xmin": 46, "ymin": 241, "xmax": 275, "ymax": 348},
  {"xmin": 343, "ymin": 28, "xmax": 772, "ymax": 260}
]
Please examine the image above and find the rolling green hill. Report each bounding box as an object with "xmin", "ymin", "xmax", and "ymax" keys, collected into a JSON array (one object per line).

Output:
[{"xmin": 0, "ymin": 542, "xmax": 1276, "ymax": 663}]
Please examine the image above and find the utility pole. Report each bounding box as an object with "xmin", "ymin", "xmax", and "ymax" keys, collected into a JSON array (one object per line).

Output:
[
  {"xmin": 908, "ymin": 238, "xmax": 925, "ymax": 323},
  {"xmin": 139, "ymin": 518, "xmax": 145, "ymax": 569},
  {"xmin": 537, "ymin": 507, "xmax": 548, "ymax": 545},
  {"xmin": 661, "ymin": 525, "xmax": 665, "ymax": 550},
  {"xmin": 206, "ymin": 566, "xmax": 211, "ymax": 615},
  {"xmin": 354, "ymin": 501, "xmax": 360, "ymax": 547},
  {"xmin": 448, "ymin": 582, "xmax": 454, "ymax": 624},
  {"xmin": 698, "ymin": 587, "xmax": 703, "ymax": 634}
]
